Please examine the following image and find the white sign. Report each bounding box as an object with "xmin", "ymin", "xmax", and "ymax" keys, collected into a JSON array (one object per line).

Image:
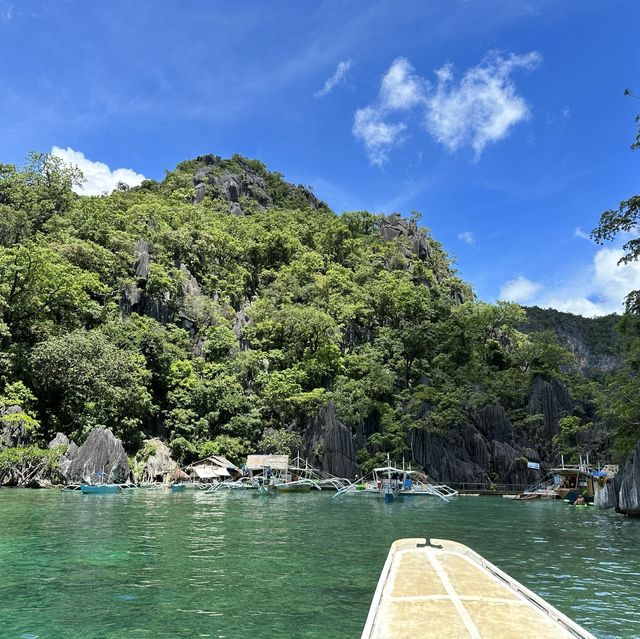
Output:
[{"xmin": 527, "ymin": 461, "xmax": 540, "ymax": 470}]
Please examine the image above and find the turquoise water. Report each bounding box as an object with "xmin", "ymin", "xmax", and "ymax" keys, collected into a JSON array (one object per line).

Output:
[{"xmin": 1, "ymin": 490, "xmax": 639, "ymax": 639}]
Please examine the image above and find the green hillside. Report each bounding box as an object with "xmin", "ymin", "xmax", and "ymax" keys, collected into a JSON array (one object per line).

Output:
[{"xmin": 0, "ymin": 152, "xmax": 631, "ymax": 471}]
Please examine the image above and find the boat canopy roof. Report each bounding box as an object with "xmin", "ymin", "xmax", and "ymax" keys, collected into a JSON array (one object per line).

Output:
[{"xmin": 373, "ymin": 466, "xmax": 406, "ymax": 474}]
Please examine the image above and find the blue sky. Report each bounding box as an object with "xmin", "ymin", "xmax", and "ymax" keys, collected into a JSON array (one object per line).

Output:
[{"xmin": 2, "ymin": 0, "xmax": 640, "ymax": 315}]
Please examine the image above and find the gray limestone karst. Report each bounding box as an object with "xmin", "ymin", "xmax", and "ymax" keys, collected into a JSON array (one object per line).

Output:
[
  {"xmin": 379, "ymin": 213, "xmax": 432, "ymax": 262},
  {"xmin": 138, "ymin": 438, "xmax": 178, "ymax": 483},
  {"xmin": 60, "ymin": 427, "xmax": 131, "ymax": 484},
  {"xmin": 594, "ymin": 476, "xmax": 618, "ymax": 509},
  {"xmin": 0, "ymin": 405, "xmax": 29, "ymax": 449},
  {"xmin": 134, "ymin": 239, "xmax": 151, "ymax": 280},
  {"xmin": 48, "ymin": 432, "xmax": 71, "ymax": 449},
  {"xmin": 616, "ymin": 441, "xmax": 640, "ymax": 516},
  {"xmin": 301, "ymin": 402, "xmax": 359, "ymax": 479}
]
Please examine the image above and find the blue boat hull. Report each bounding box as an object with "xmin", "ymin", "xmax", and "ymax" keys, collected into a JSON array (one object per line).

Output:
[{"xmin": 80, "ymin": 485, "xmax": 121, "ymax": 494}]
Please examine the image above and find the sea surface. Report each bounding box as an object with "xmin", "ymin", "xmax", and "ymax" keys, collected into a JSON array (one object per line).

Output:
[{"xmin": 0, "ymin": 489, "xmax": 639, "ymax": 639}]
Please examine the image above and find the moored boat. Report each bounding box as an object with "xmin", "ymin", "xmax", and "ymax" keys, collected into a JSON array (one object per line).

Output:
[
  {"xmin": 334, "ymin": 455, "xmax": 457, "ymax": 502},
  {"xmin": 80, "ymin": 484, "xmax": 121, "ymax": 494},
  {"xmin": 273, "ymin": 478, "xmax": 319, "ymax": 493}
]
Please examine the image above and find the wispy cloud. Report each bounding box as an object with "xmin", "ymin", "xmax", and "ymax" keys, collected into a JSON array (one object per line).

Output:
[
  {"xmin": 458, "ymin": 230, "xmax": 476, "ymax": 245},
  {"xmin": 51, "ymin": 146, "xmax": 146, "ymax": 195},
  {"xmin": 498, "ymin": 247, "xmax": 640, "ymax": 316},
  {"xmin": 352, "ymin": 107, "xmax": 406, "ymax": 166},
  {"xmin": 353, "ymin": 51, "xmax": 541, "ymax": 165},
  {"xmin": 315, "ymin": 59, "xmax": 353, "ymax": 97},
  {"xmin": 574, "ymin": 226, "xmax": 591, "ymax": 240}
]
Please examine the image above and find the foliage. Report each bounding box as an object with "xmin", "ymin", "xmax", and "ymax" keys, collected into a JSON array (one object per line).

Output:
[
  {"xmin": 257, "ymin": 429, "xmax": 303, "ymax": 456},
  {"xmin": 0, "ymin": 149, "xmax": 611, "ymax": 470}
]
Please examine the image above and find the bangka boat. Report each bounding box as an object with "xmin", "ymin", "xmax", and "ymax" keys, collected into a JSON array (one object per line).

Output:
[
  {"xmin": 362, "ymin": 538, "xmax": 596, "ymax": 639},
  {"xmin": 334, "ymin": 456, "xmax": 457, "ymax": 502},
  {"xmin": 273, "ymin": 478, "xmax": 320, "ymax": 493},
  {"xmin": 551, "ymin": 456, "xmax": 597, "ymax": 503},
  {"xmin": 79, "ymin": 469, "xmax": 123, "ymax": 494},
  {"xmin": 80, "ymin": 484, "xmax": 122, "ymax": 494}
]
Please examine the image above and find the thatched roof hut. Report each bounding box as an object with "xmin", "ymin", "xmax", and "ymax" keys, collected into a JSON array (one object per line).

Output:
[
  {"xmin": 187, "ymin": 455, "xmax": 240, "ymax": 481},
  {"xmin": 245, "ymin": 454, "xmax": 289, "ymax": 472},
  {"xmin": 170, "ymin": 468, "xmax": 189, "ymax": 482}
]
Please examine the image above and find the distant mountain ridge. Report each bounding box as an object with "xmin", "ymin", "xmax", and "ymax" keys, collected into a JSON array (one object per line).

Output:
[{"xmin": 522, "ymin": 306, "xmax": 622, "ymax": 375}]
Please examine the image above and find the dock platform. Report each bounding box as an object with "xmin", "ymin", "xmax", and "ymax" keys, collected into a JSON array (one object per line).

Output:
[{"xmin": 362, "ymin": 538, "xmax": 595, "ymax": 639}]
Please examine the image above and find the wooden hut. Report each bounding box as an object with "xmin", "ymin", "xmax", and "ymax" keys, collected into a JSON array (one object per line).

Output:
[
  {"xmin": 187, "ymin": 455, "xmax": 240, "ymax": 483},
  {"xmin": 245, "ymin": 454, "xmax": 289, "ymax": 481}
]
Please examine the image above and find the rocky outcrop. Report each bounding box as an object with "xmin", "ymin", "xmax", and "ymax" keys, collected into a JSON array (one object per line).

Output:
[
  {"xmin": 379, "ymin": 213, "xmax": 431, "ymax": 261},
  {"xmin": 594, "ymin": 478, "xmax": 618, "ymax": 509},
  {"xmin": 301, "ymin": 402, "xmax": 359, "ymax": 479},
  {"xmin": 48, "ymin": 432, "xmax": 70, "ymax": 448},
  {"xmin": 523, "ymin": 307, "xmax": 621, "ymax": 375},
  {"xmin": 60, "ymin": 427, "xmax": 130, "ymax": 484},
  {"xmin": 527, "ymin": 376, "xmax": 573, "ymax": 443},
  {"xmin": 617, "ymin": 442, "xmax": 640, "ymax": 515},
  {"xmin": 138, "ymin": 438, "xmax": 177, "ymax": 482},
  {"xmin": 0, "ymin": 405, "xmax": 29, "ymax": 449},
  {"xmin": 191, "ymin": 154, "xmax": 323, "ymax": 210}
]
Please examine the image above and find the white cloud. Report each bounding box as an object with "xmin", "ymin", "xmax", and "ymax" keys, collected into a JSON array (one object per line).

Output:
[
  {"xmin": 574, "ymin": 227, "xmax": 590, "ymax": 240},
  {"xmin": 352, "ymin": 107, "xmax": 406, "ymax": 166},
  {"xmin": 458, "ymin": 230, "xmax": 476, "ymax": 245},
  {"xmin": 51, "ymin": 146, "xmax": 146, "ymax": 195},
  {"xmin": 498, "ymin": 247, "xmax": 640, "ymax": 316},
  {"xmin": 425, "ymin": 51, "xmax": 542, "ymax": 156},
  {"xmin": 380, "ymin": 58, "xmax": 426, "ymax": 110},
  {"xmin": 315, "ymin": 59, "xmax": 353, "ymax": 97},
  {"xmin": 499, "ymin": 276, "xmax": 542, "ymax": 303},
  {"xmin": 353, "ymin": 51, "xmax": 540, "ymax": 165}
]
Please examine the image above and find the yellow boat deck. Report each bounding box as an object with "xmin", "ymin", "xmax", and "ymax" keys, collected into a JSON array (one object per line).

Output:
[{"xmin": 362, "ymin": 538, "xmax": 595, "ymax": 639}]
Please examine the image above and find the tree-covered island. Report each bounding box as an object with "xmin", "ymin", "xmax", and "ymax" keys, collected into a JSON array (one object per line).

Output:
[{"xmin": 1, "ymin": 151, "xmax": 639, "ymax": 511}]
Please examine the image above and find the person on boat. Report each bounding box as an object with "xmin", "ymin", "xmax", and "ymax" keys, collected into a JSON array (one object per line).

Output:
[{"xmin": 575, "ymin": 495, "xmax": 586, "ymax": 505}]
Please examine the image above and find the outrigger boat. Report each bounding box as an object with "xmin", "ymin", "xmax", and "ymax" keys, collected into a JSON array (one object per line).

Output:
[
  {"xmin": 287, "ymin": 455, "xmax": 352, "ymax": 490},
  {"xmin": 76, "ymin": 469, "xmax": 131, "ymax": 494},
  {"xmin": 334, "ymin": 456, "xmax": 457, "ymax": 502},
  {"xmin": 362, "ymin": 538, "xmax": 596, "ymax": 639}
]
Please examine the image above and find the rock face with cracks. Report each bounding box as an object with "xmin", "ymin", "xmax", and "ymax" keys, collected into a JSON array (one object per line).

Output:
[
  {"xmin": 60, "ymin": 427, "xmax": 130, "ymax": 484},
  {"xmin": 616, "ymin": 442, "xmax": 640, "ymax": 516},
  {"xmin": 301, "ymin": 402, "xmax": 359, "ymax": 479},
  {"xmin": 138, "ymin": 438, "xmax": 178, "ymax": 483}
]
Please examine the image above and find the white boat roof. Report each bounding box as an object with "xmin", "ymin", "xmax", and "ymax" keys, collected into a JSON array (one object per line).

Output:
[
  {"xmin": 373, "ymin": 466, "xmax": 406, "ymax": 473},
  {"xmin": 362, "ymin": 538, "xmax": 596, "ymax": 639}
]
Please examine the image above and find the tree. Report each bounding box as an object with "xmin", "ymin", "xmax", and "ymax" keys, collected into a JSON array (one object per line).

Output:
[{"xmin": 28, "ymin": 329, "xmax": 153, "ymax": 446}]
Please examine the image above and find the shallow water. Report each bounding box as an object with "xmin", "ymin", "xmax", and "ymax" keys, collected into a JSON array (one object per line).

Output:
[{"xmin": 0, "ymin": 489, "xmax": 639, "ymax": 638}]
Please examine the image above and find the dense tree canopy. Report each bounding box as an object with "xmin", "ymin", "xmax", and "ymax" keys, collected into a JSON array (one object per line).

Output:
[{"xmin": 0, "ymin": 151, "xmax": 625, "ymax": 467}]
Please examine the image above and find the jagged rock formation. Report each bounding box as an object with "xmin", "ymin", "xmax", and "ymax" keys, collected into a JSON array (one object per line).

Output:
[
  {"xmin": 0, "ymin": 405, "xmax": 29, "ymax": 449},
  {"xmin": 379, "ymin": 213, "xmax": 431, "ymax": 261},
  {"xmin": 190, "ymin": 154, "xmax": 324, "ymax": 210},
  {"xmin": 301, "ymin": 402, "xmax": 359, "ymax": 479},
  {"xmin": 60, "ymin": 427, "xmax": 130, "ymax": 484},
  {"xmin": 48, "ymin": 432, "xmax": 70, "ymax": 448},
  {"xmin": 138, "ymin": 438, "xmax": 178, "ymax": 482},
  {"xmin": 617, "ymin": 442, "xmax": 640, "ymax": 515},
  {"xmin": 594, "ymin": 477, "xmax": 618, "ymax": 509}
]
